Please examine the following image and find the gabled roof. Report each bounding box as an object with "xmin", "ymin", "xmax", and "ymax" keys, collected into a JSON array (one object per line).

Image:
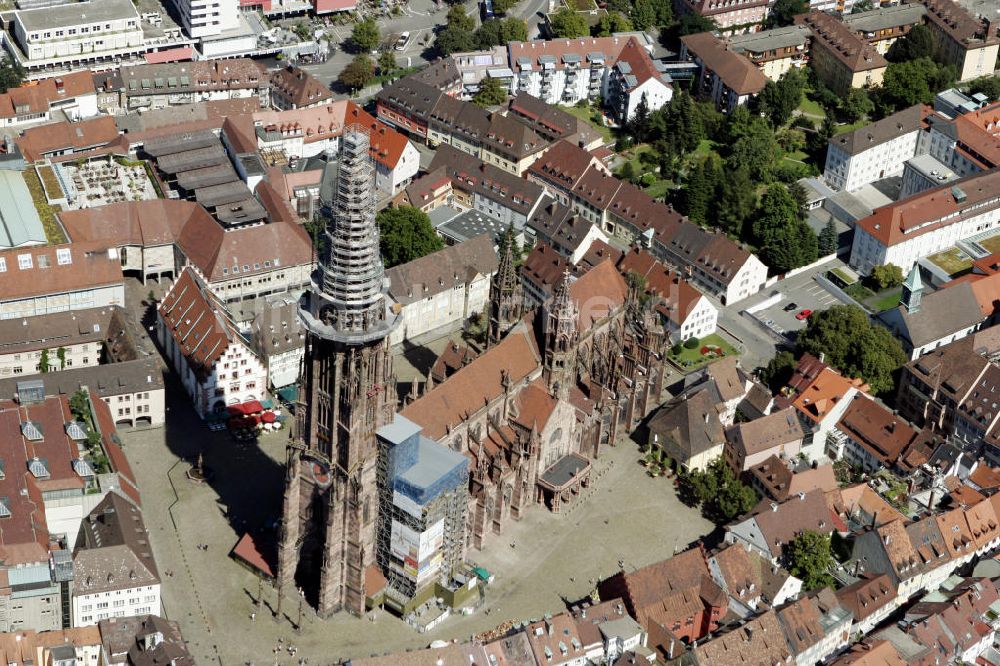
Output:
[
  {"xmin": 387, "ymin": 233, "xmax": 498, "ymax": 306},
  {"xmin": 16, "ymin": 116, "xmax": 119, "ymax": 163},
  {"xmin": 836, "ymin": 574, "xmax": 897, "ymax": 622},
  {"xmin": 568, "ymin": 260, "xmax": 628, "ymax": 330},
  {"xmin": 726, "ymin": 407, "xmax": 804, "ymax": 458},
  {"xmin": 648, "ymin": 388, "xmax": 725, "ymax": 462},
  {"xmin": 269, "ymin": 65, "xmax": 334, "ymax": 108},
  {"xmin": 157, "ymin": 267, "xmax": 240, "ymax": 381},
  {"xmin": 836, "ymin": 396, "xmax": 919, "ymax": 466},
  {"xmin": 400, "ymin": 324, "xmax": 542, "ymax": 440},
  {"xmin": 750, "ymin": 489, "xmax": 835, "ymax": 556},
  {"xmin": 73, "ymin": 491, "xmax": 159, "ymax": 595},
  {"xmin": 680, "ymin": 32, "xmax": 768, "ymax": 96},
  {"xmin": 692, "ymin": 609, "xmax": 791, "ymax": 666}
]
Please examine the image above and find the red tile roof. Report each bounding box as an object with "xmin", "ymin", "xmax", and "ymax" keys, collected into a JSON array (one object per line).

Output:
[
  {"xmin": 568, "ymin": 259, "xmax": 628, "ymax": 330},
  {"xmin": 0, "ymin": 71, "xmax": 95, "ymax": 121},
  {"xmin": 0, "ymin": 242, "xmax": 123, "ymax": 304},
  {"xmin": 17, "ymin": 116, "xmax": 119, "ymax": 163}
]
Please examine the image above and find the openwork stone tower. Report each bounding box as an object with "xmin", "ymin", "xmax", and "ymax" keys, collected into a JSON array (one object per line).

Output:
[{"xmin": 278, "ymin": 129, "xmax": 400, "ymax": 617}]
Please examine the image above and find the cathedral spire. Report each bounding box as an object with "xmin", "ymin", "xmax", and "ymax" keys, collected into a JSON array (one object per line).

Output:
[
  {"xmin": 488, "ymin": 226, "xmax": 523, "ymax": 347},
  {"xmin": 301, "ymin": 128, "xmax": 398, "ymax": 344},
  {"xmin": 543, "ymin": 269, "xmax": 579, "ymax": 398}
]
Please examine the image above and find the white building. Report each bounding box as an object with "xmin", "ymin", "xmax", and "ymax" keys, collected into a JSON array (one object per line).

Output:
[
  {"xmin": 0, "ymin": 243, "xmax": 125, "ymax": 321},
  {"xmin": 166, "ymin": 0, "xmax": 239, "ymax": 40},
  {"xmin": 849, "ymin": 169, "xmax": 1000, "ymax": 276},
  {"xmin": 823, "ymin": 104, "xmax": 926, "ymax": 192},
  {"xmin": 508, "ymin": 35, "xmax": 671, "ymax": 121},
  {"xmin": 386, "ymin": 234, "xmax": 498, "ymax": 346},
  {"xmin": 250, "ymin": 297, "xmax": 305, "ymax": 390},
  {"xmin": 157, "ymin": 267, "xmax": 268, "ymax": 418},
  {"xmin": 0, "ymin": 308, "xmax": 125, "ymax": 378},
  {"xmin": 72, "ymin": 492, "xmax": 160, "ymax": 627},
  {"xmin": 6, "ymin": 0, "xmax": 146, "ymax": 75},
  {"xmin": 0, "ymin": 71, "xmax": 98, "ymax": 127}
]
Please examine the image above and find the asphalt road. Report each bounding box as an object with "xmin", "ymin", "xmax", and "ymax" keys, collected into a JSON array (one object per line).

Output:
[{"xmin": 295, "ymin": 0, "xmax": 550, "ymax": 90}]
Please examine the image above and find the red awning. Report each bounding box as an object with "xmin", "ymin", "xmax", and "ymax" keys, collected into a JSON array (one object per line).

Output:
[{"xmin": 144, "ymin": 47, "xmax": 194, "ymax": 64}]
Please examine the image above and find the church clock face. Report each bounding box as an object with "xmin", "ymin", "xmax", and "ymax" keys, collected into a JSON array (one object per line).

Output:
[{"xmin": 308, "ymin": 458, "xmax": 332, "ymax": 488}]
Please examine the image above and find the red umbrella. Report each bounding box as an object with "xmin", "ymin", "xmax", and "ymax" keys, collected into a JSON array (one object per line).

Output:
[{"xmin": 261, "ymin": 412, "xmax": 277, "ymax": 424}]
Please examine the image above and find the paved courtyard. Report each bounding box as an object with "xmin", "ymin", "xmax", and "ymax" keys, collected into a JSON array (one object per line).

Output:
[{"xmin": 122, "ymin": 374, "xmax": 714, "ymax": 665}]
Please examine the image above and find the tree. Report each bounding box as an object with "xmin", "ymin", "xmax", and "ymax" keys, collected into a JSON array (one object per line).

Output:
[
  {"xmin": 350, "ymin": 19, "xmax": 380, "ymax": 52},
  {"xmin": 378, "ymin": 50, "xmax": 397, "ymax": 76},
  {"xmin": 492, "ymin": 0, "xmax": 518, "ymax": 13},
  {"xmin": 797, "ymin": 305, "xmax": 907, "ymax": 395},
  {"xmin": 757, "ymin": 68, "xmax": 806, "ymax": 127},
  {"xmin": 677, "ymin": 12, "xmax": 718, "ymax": 35},
  {"xmin": 69, "ymin": 389, "xmax": 90, "ymax": 421},
  {"xmin": 447, "ymin": 4, "xmax": 477, "ymax": 32},
  {"xmin": 759, "ymin": 350, "xmax": 796, "ymax": 393},
  {"xmin": 968, "ymin": 75, "xmax": 1000, "ymax": 102},
  {"xmin": 683, "ymin": 458, "xmax": 758, "ymax": 522},
  {"xmin": 841, "ymin": 87, "xmax": 874, "ymax": 123},
  {"xmin": 869, "ymin": 263, "xmax": 904, "ymax": 290},
  {"xmin": 878, "ymin": 58, "xmax": 956, "ymax": 113},
  {"xmin": 651, "ymin": 0, "xmax": 673, "ymax": 26},
  {"xmin": 437, "ymin": 6, "xmax": 478, "ymax": 55},
  {"xmin": 0, "ymin": 56, "xmax": 25, "ymax": 94},
  {"xmin": 630, "ymin": 0, "xmax": 656, "ymax": 30},
  {"xmin": 768, "ymin": 0, "xmax": 808, "ymax": 27},
  {"xmin": 807, "ymin": 115, "xmax": 836, "ymax": 160},
  {"xmin": 787, "ymin": 530, "xmax": 835, "ymax": 591},
  {"xmin": 886, "ymin": 24, "xmax": 935, "ymax": 63},
  {"xmin": 38, "ymin": 348, "xmax": 50, "ymax": 373},
  {"xmin": 752, "ymin": 184, "xmax": 817, "ymax": 273},
  {"xmin": 338, "ymin": 54, "xmax": 375, "ymax": 92},
  {"xmin": 850, "ymin": 0, "xmax": 874, "ymax": 11},
  {"xmin": 377, "ymin": 206, "xmax": 444, "ymax": 268},
  {"xmin": 818, "ymin": 218, "xmax": 838, "ymax": 255},
  {"xmin": 681, "ymin": 155, "xmax": 721, "ymax": 226},
  {"xmin": 595, "ymin": 11, "xmax": 632, "ymax": 36},
  {"xmin": 715, "ymin": 167, "xmax": 756, "ymax": 238},
  {"xmin": 476, "ymin": 17, "xmax": 528, "ymax": 48},
  {"xmin": 550, "ymin": 8, "xmax": 590, "ymax": 38},
  {"xmin": 618, "ymin": 160, "xmax": 638, "ymax": 183},
  {"xmin": 57, "ymin": 346, "xmax": 66, "ymax": 370},
  {"xmin": 727, "ymin": 119, "xmax": 779, "ymax": 180},
  {"xmin": 473, "ymin": 75, "xmax": 509, "ymax": 107}
]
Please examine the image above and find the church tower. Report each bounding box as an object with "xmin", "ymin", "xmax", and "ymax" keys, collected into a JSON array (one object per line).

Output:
[
  {"xmin": 901, "ymin": 264, "xmax": 922, "ymax": 313},
  {"xmin": 487, "ymin": 227, "xmax": 523, "ymax": 347},
  {"xmin": 278, "ymin": 129, "xmax": 400, "ymax": 617},
  {"xmin": 543, "ymin": 270, "xmax": 578, "ymax": 398}
]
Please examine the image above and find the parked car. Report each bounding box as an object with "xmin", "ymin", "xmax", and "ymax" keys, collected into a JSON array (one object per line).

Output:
[
  {"xmin": 783, "ymin": 302, "xmax": 798, "ymax": 312},
  {"xmin": 795, "ymin": 309, "xmax": 813, "ymax": 321},
  {"xmin": 395, "ymin": 31, "xmax": 410, "ymax": 50}
]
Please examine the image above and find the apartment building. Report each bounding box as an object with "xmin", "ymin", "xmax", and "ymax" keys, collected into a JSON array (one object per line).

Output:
[
  {"xmin": 508, "ymin": 35, "xmax": 671, "ymax": 121},
  {"xmin": 908, "ymin": 0, "xmax": 999, "ymax": 82},
  {"xmin": 675, "ymin": 0, "xmax": 769, "ymax": 33},
  {"xmin": 795, "ymin": 11, "xmax": 888, "ymax": 96},
  {"xmin": 843, "ymin": 4, "xmax": 926, "ymax": 55},
  {"xmin": 166, "ymin": 0, "xmax": 240, "ymax": 40},
  {"xmin": 269, "ymin": 65, "xmax": 333, "ymax": 110},
  {"xmin": 71, "ymin": 492, "xmax": 160, "ymax": 627},
  {"xmin": 0, "ymin": 71, "xmax": 97, "ymax": 127},
  {"xmin": 5, "ymin": 0, "xmax": 146, "ymax": 75},
  {"xmin": 680, "ymin": 31, "xmax": 768, "ymax": 113},
  {"xmin": 726, "ymin": 25, "xmax": 812, "ymax": 82},
  {"xmin": 109, "ymin": 58, "xmax": 267, "ymax": 112}
]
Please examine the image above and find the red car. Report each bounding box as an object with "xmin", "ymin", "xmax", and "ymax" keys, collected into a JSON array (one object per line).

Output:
[{"xmin": 795, "ymin": 309, "xmax": 813, "ymax": 321}]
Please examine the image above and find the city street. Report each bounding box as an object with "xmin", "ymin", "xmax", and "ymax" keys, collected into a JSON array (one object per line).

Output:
[
  {"xmin": 296, "ymin": 0, "xmax": 551, "ymax": 91},
  {"xmin": 121, "ymin": 372, "xmax": 713, "ymax": 664}
]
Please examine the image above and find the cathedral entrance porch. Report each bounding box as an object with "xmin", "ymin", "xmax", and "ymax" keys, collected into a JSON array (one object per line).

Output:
[{"xmin": 536, "ymin": 453, "xmax": 591, "ymax": 513}]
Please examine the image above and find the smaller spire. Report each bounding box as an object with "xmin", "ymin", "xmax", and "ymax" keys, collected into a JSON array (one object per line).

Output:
[{"xmin": 901, "ymin": 265, "xmax": 923, "ymax": 314}]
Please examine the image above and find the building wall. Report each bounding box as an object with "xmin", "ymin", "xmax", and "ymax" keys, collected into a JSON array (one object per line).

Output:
[
  {"xmin": 823, "ymin": 128, "xmax": 921, "ymax": 192},
  {"xmin": 169, "ymin": 0, "xmax": 240, "ymax": 39},
  {"xmin": 208, "ymin": 263, "xmax": 313, "ymax": 305},
  {"xmin": 0, "ymin": 341, "xmax": 99, "ymax": 377},
  {"xmin": 12, "ymin": 11, "xmax": 145, "ymax": 72},
  {"xmin": 266, "ymin": 347, "xmax": 302, "ymax": 389},
  {"xmin": 100, "ymin": 387, "xmax": 166, "ymax": 427},
  {"xmin": 850, "ymin": 204, "xmax": 1000, "ymax": 275},
  {"xmin": 675, "ymin": 296, "xmax": 718, "ymax": 343},
  {"xmin": 0, "ymin": 565, "xmax": 61, "ymax": 632},
  {"xmin": 389, "ymin": 272, "xmax": 492, "ymax": 346},
  {"xmin": 72, "ymin": 583, "xmax": 161, "ymax": 626},
  {"xmin": 0, "ymin": 284, "xmax": 125, "ymax": 321}
]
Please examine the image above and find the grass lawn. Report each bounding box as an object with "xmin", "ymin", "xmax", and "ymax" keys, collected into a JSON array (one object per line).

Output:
[
  {"xmin": 927, "ymin": 247, "xmax": 973, "ymax": 276},
  {"xmin": 834, "ymin": 120, "xmax": 867, "ymax": 136},
  {"xmin": 559, "ymin": 104, "xmax": 614, "ymax": 144},
  {"xmin": 23, "ymin": 169, "xmax": 66, "ymax": 244},
  {"xmin": 867, "ymin": 287, "xmax": 903, "ymax": 313},
  {"xmin": 978, "ymin": 234, "xmax": 1000, "ymax": 255},
  {"xmin": 668, "ymin": 334, "xmax": 739, "ymax": 372},
  {"xmin": 844, "ymin": 281, "xmax": 876, "ymax": 303},
  {"xmin": 797, "ymin": 94, "xmax": 826, "ymax": 119},
  {"xmin": 643, "ymin": 180, "xmax": 672, "ymax": 199}
]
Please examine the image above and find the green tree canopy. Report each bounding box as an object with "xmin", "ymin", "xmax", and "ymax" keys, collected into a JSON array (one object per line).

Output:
[
  {"xmin": 350, "ymin": 19, "xmax": 380, "ymax": 52},
  {"xmin": 473, "ymin": 75, "xmax": 509, "ymax": 107},
  {"xmin": 759, "ymin": 350, "xmax": 796, "ymax": 393},
  {"xmin": 714, "ymin": 166, "xmax": 757, "ymax": 238},
  {"xmin": 595, "ymin": 11, "xmax": 633, "ymax": 36},
  {"xmin": 492, "ymin": 0, "xmax": 519, "ymax": 13},
  {"xmin": 885, "ymin": 23, "xmax": 935, "ymax": 63},
  {"xmin": 787, "ymin": 530, "xmax": 835, "ymax": 591},
  {"xmin": 378, "ymin": 50, "xmax": 397, "ymax": 76},
  {"xmin": 757, "ymin": 68, "xmax": 806, "ymax": 127},
  {"xmin": 681, "ymin": 155, "xmax": 721, "ymax": 226},
  {"xmin": 476, "ymin": 17, "xmax": 529, "ymax": 48},
  {"xmin": 869, "ymin": 263, "xmax": 904, "ymax": 290},
  {"xmin": 437, "ymin": 7, "xmax": 478, "ymax": 55},
  {"xmin": 0, "ymin": 57, "xmax": 25, "ymax": 94},
  {"xmin": 878, "ymin": 58, "xmax": 956, "ymax": 113},
  {"xmin": 338, "ymin": 54, "xmax": 375, "ymax": 91},
  {"xmin": 968, "ymin": 75, "xmax": 1000, "ymax": 101},
  {"xmin": 768, "ymin": 0, "xmax": 808, "ymax": 27},
  {"xmin": 630, "ymin": 0, "xmax": 656, "ymax": 30},
  {"xmin": 678, "ymin": 458, "xmax": 758, "ymax": 523},
  {"xmin": 677, "ymin": 12, "xmax": 718, "ymax": 35},
  {"xmin": 377, "ymin": 206, "xmax": 445, "ymax": 268},
  {"xmin": 841, "ymin": 87, "xmax": 875, "ymax": 123},
  {"xmin": 752, "ymin": 184, "xmax": 817, "ymax": 273},
  {"xmin": 727, "ymin": 119, "xmax": 779, "ymax": 182},
  {"xmin": 796, "ymin": 304, "xmax": 907, "ymax": 394},
  {"xmin": 818, "ymin": 218, "xmax": 838, "ymax": 255},
  {"xmin": 550, "ymin": 8, "xmax": 590, "ymax": 38}
]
